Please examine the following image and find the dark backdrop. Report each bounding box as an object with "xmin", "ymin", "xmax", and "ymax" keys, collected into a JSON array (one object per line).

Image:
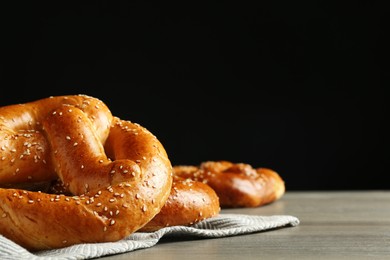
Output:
[{"xmin": 1, "ymin": 2, "xmax": 388, "ymax": 190}]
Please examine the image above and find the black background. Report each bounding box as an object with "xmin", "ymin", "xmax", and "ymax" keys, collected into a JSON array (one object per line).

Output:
[{"xmin": 1, "ymin": 2, "xmax": 388, "ymax": 190}]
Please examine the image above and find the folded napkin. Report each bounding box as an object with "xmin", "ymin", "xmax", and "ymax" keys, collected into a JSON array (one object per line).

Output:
[{"xmin": 0, "ymin": 214, "xmax": 299, "ymax": 260}]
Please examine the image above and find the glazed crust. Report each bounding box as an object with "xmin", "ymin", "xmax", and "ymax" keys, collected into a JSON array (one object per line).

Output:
[
  {"xmin": 173, "ymin": 161, "xmax": 285, "ymax": 208},
  {"xmin": 0, "ymin": 95, "xmax": 173, "ymax": 251},
  {"xmin": 140, "ymin": 175, "xmax": 220, "ymax": 232},
  {"xmin": 0, "ymin": 95, "xmax": 112, "ymax": 185}
]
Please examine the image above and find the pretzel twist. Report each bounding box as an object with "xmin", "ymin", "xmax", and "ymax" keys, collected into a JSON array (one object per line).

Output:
[
  {"xmin": 173, "ymin": 161, "xmax": 285, "ymax": 208},
  {"xmin": 0, "ymin": 95, "xmax": 173, "ymax": 251}
]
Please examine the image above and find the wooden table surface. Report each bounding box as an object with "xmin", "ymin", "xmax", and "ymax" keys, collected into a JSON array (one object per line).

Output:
[{"xmin": 102, "ymin": 191, "xmax": 390, "ymax": 259}]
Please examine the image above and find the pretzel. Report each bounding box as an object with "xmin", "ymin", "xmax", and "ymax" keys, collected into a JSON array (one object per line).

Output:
[
  {"xmin": 0, "ymin": 95, "xmax": 173, "ymax": 251},
  {"xmin": 172, "ymin": 161, "xmax": 285, "ymax": 208},
  {"xmin": 140, "ymin": 175, "xmax": 220, "ymax": 231}
]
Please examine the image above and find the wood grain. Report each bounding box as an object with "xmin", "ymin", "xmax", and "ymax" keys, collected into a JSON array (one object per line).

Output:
[{"xmin": 102, "ymin": 191, "xmax": 390, "ymax": 259}]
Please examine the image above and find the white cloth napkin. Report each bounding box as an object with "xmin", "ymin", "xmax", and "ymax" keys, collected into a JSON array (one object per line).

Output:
[{"xmin": 0, "ymin": 214, "xmax": 300, "ymax": 260}]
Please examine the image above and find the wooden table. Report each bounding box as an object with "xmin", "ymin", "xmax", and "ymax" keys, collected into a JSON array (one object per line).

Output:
[{"xmin": 102, "ymin": 191, "xmax": 390, "ymax": 259}]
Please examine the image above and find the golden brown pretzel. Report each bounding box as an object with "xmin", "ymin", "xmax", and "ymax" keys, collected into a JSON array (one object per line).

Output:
[
  {"xmin": 0, "ymin": 95, "xmax": 173, "ymax": 251},
  {"xmin": 173, "ymin": 160, "xmax": 285, "ymax": 208},
  {"xmin": 140, "ymin": 175, "xmax": 220, "ymax": 232}
]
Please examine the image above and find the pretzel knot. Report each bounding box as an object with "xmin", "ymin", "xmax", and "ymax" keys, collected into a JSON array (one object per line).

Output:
[{"xmin": 0, "ymin": 95, "xmax": 173, "ymax": 251}]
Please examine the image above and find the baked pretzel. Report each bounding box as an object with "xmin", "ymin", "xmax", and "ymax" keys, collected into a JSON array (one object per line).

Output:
[
  {"xmin": 0, "ymin": 95, "xmax": 173, "ymax": 251},
  {"xmin": 140, "ymin": 175, "xmax": 220, "ymax": 231},
  {"xmin": 173, "ymin": 161, "xmax": 285, "ymax": 208}
]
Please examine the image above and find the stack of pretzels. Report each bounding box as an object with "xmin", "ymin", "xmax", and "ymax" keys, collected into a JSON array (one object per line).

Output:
[{"xmin": 0, "ymin": 95, "xmax": 285, "ymax": 251}]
